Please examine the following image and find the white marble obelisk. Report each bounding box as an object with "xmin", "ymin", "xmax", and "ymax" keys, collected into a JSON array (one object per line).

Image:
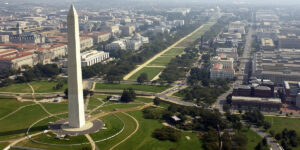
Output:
[{"xmin": 67, "ymin": 5, "xmax": 86, "ymax": 128}]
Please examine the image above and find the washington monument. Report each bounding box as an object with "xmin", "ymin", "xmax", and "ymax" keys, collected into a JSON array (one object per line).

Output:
[{"xmin": 67, "ymin": 5, "xmax": 86, "ymax": 128}]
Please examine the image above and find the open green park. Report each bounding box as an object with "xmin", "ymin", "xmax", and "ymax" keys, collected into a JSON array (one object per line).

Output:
[
  {"xmin": 95, "ymin": 83, "xmax": 171, "ymax": 93},
  {"xmin": 128, "ymin": 67, "xmax": 165, "ymax": 81},
  {"xmin": 264, "ymin": 116, "xmax": 300, "ymax": 135},
  {"xmin": 126, "ymin": 21, "xmax": 216, "ymax": 82},
  {"xmin": 0, "ymin": 81, "xmax": 67, "ymax": 93},
  {"xmin": 0, "ymin": 85, "xmax": 268, "ymax": 150}
]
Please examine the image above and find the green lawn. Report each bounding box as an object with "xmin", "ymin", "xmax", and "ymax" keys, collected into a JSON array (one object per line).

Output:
[
  {"xmin": 0, "ymin": 83, "xmax": 31, "ymax": 93},
  {"xmin": 15, "ymin": 138, "xmax": 91, "ymax": 150},
  {"xmin": 95, "ymin": 112, "xmax": 137, "ymax": 150},
  {"xmin": 0, "ymin": 104, "xmax": 48, "ymax": 140},
  {"xmin": 0, "ymin": 99, "xmax": 33, "ymax": 118},
  {"xmin": 264, "ymin": 116, "xmax": 300, "ymax": 135},
  {"xmin": 135, "ymin": 97, "xmax": 153, "ymax": 103},
  {"xmin": 162, "ymin": 48, "xmax": 185, "ymax": 56},
  {"xmin": 0, "ymin": 142, "xmax": 9, "ymax": 149},
  {"xmin": 90, "ymin": 114, "xmax": 124, "ymax": 141},
  {"xmin": 87, "ymin": 96, "xmax": 103, "ymax": 110},
  {"xmin": 177, "ymin": 24, "xmax": 212, "ymax": 47},
  {"xmin": 239, "ymin": 126, "xmax": 263, "ymax": 150},
  {"xmin": 114, "ymin": 111, "xmax": 203, "ymax": 150},
  {"xmin": 101, "ymin": 103, "xmax": 143, "ymax": 111},
  {"xmin": 128, "ymin": 67, "xmax": 164, "ymax": 81},
  {"xmin": 41, "ymin": 103, "xmax": 68, "ymax": 114},
  {"xmin": 148, "ymin": 56, "xmax": 174, "ymax": 66},
  {"xmin": 30, "ymin": 81, "xmax": 67, "ymax": 93},
  {"xmin": 95, "ymin": 83, "xmax": 170, "ymax": 93},
  {"xmin": 0, "ymin": 81, "xmax": 67, "ymax": 93}
]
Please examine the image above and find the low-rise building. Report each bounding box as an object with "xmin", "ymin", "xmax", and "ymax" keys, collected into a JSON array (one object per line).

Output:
[
  {"xmin": 216, "ymin": 48, "xmax": 238, "ymax": 60},
  {"xmin": 63, "ymin": 50, "xmax": 109, "ymax": 68},
  {"xmin": 80, "ymin": 37, "xmax": 93, "ymax": 51},
  {"xmin": 231, "ymin": 96, "xmax": 282, "ymax": 112},
  {"xmin": 252, "ymin": 49, "xmax": 300, "ymax": 84},
  {"xmin": 211, "ymin": 54, "xmax": 234, "ymax": 68},
  {"xmin": 81, "ymin": 50, "xmax": 110, "ymax": 67},
  {"xmin": 261, "ymin": 38, "xmax": 275, "ymax": 51}
]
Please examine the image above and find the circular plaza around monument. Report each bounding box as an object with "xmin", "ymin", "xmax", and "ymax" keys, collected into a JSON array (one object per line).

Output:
[{"xmin": 50, "ymin": 119, "xmax": 103, "ymax": 136}]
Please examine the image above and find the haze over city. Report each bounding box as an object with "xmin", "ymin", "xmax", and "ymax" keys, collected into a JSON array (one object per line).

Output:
[{"xmin": 0, "ymin": 0, "xmax": 300, "ymax": 150}]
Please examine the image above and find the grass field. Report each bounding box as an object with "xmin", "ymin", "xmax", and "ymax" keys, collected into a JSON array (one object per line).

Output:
[
  {"xmin": 15, "ymin": 138, "xmax": 91, "ymax": 150},
  {"xmin": 148, "ymin": 56, "xmax": 174, "ymax": 66},
  {"xmin": 264, "ymin": 116, "xmax": 300, "ymax": 135},
  {"xmin": 101, "ymin": 103, "xmax": 143, "ymax": 111},
  {"xmin": 95, "ymin": 83, "xmax": 170, "ymax": 93},
  {"xmin": 162, "ymin": 48, "xmax": 185, "ymax": 56},
  {"xmin": 128, "ymin": 67, "xmax": 164, "ymax": 81},
  {"xmin": 90, "ymin": 114, "xmax": 124, "ymax": 141},
  {"xmin": 239, "ymin": 126, "xmax": 263, "ymax": 150},
  {"xmin": 0, "ymin": 99, "xmax": 33, "ymax": 118},
  {"xmin": 41, "ymin": 103, "xmax": 68, "ymax": 114},
  {"xmin": 0, "ymin": 83, "xmax": 31, "ymax": 93},
  {"xmin": 177, "ymin": 24, "xmax": 212, "ymax": 47},
  {"xmin": 0, "ymin": 81, "xmax": 67, "ymax": 93},
  {"xmin": 0, "ymin": 142, "xmax": 9, "ymax": 149},
  {"xmin": 0, "ymin": 104, "xmax": 48, "ymax": 140},
  {"xmin": 95, "ymin": 112, "xmax": 137, "ymax": 150},
  {"xmin": 87, "ymin": 96, "xmax": 104, "ymax": 110},
  {"xmin": 114, "ymin": 111, "xmax": 203, "ymax": 150},
  {"xmin": 30, "ymin": 81, "xmax": 67, "ymax": 93}
]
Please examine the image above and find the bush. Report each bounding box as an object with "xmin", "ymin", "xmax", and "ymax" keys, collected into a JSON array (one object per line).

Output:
[{"xmin": 152, "ymin": 127, "xmax": 182, "ymax": 142}]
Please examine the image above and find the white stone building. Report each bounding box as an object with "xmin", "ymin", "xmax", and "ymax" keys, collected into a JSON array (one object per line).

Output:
[
  {"xmin": 81, "ymin": 50, "xmax": 110, "ymax": 67},
  {"xmin": 210, "ymin": 63, "xmax": 235, "ymax": 80}
]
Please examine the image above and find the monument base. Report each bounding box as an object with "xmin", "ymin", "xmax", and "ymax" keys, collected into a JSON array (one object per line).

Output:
[{"xmin": 49, "ymin": 119, "xmax": 103, "ymax": 136}]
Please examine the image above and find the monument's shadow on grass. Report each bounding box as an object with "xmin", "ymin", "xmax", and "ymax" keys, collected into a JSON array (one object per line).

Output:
[{"xmin": 0, "ymin": 125, "xmax": 47, "ymax": 138}]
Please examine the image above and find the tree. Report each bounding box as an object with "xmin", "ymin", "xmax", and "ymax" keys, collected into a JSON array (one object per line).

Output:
[
  {"xmin": 120, "ymin": 88, "xmax": 136, "ymax": 103},
  {"xmin": 233, "ymin": 122, "xmax": 242, "ymax": 132},
  {"xmin": 232, "ymin": 134, "xmax": 248, "ymax": 148},
  {"xmin": 153, "ymin": 97, "xmax": 160, "ymax": 105},
  {"xmin": 152, "ymin": 127, "xmax": 182, "ymax": 142},
  {"xmin": 137, "ymin": 73, "xmax": 148, "ymax": 84},
  {"xmin": 223, "ymin": 104, "xmax": 230, "ymax": 113},
  {"xmin": 263, "ymin": 122, "xmax": 271, "ymax": 130},
  {"xmin": 269, "ymin": 130, "xmax": 275, "ymax": 137}
]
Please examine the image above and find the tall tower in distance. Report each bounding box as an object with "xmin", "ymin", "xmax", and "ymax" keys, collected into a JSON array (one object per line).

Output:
[{"xmin": 67, "ymin": 5, "xmax": 86, "ymax": 128}]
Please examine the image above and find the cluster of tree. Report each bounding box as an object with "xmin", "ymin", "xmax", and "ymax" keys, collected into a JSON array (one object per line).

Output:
[
  {"xmin": 203, "ymin": 128, "xmax": 248, "ymax": 150},
  {"xmin": 159, "ymin": 49, "xmax": 198, "ymax": 84},
  {"xmin": 242, "ymin": 110, "xmax": 271, "ymax": 129},
  {"xmin": 16, "ymin": 64, "xmax": 60, "ymax": 83},
  {"xmin": 274, "ymin": 128, "xmax": 299, "ymax": 150},
  {"xmin": 137, "ymin": 73, "xmax": 148, "ymax": 84},
  {"xmin": 64, "ymin": 89, "xmax": 93, "ymax": 99},
  {"xmin": 120, "ymin": 88, "xmax": 136, "ymax": 103},
  {"xmin": 226, "ymin": 113, "xmax": 243, "ymax": 131},
  {"xmin": 164, "ymin": 104, "xmax": 227, "ymax": 131},
  {"xmin": 53, "ymin": 82, "xmax": 64, "ymax": 90},
  {"xmin": 201, "ymin": 16, "xmax": 233, "ymax": 44},
  {"xmin": 152, "ymin": 127, "xmax": 182, "ymax": 142},
  {"xmin": 142, "ymin": 107, "xmax": 164, "ymax": 119},
  {"xmin": 177, "ymin": 85, "xmax": 229, "ymax": 104},
  {"xmin": 0, "ymin": 64, "xmax": 60, "ymax": 88},
  {"xmin": 255, "ymin": 138, "xmax": 269, "ymax": 150}
]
